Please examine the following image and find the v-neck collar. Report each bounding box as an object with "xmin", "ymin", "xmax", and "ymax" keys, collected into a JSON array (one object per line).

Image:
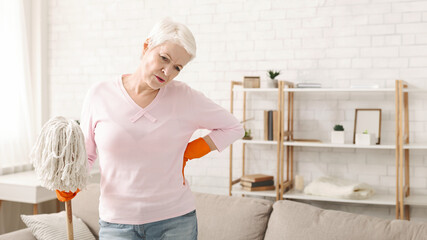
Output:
[{"xmin": 118, "ymin": 75, "xmax": 164, "ymax": 123}]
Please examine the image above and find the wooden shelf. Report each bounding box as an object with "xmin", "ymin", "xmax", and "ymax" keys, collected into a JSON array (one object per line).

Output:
[
  {"xmin": 233, "ymin": 88, "xmax": 279, "ymax": 93},
  {"xmin": 282, "ymin": 87, "xmax": 426, "ymax": 93},
  {"xmin": 283, "ymin": 88, "xmax": 395, "ymax": 92},
  {"xmin": 236, "ymin": 139, "xmax": 278, "ymax": 145},
  {"xmin": 231, "ymin": 186, "xmax": 277, "ymax": 198},
  {"xmin": 403, "ymin": 144, "xmax": 427, "ymax": 150},
  {"xmin": 283, "ymin": 189, "xmax": 395, "ymax": 206},
  {"xmin": 403, "ymin": 89, "xmax": 427, "ymax": 93},
  {"xmin": 232, "ymin": 86, "xmax": 426, "ymax": 93},
  {"xmin": 283, "ymin": 141, "xmax": 396, "ymax": 149},
  {"xmin": 404, "ymin": 195, "xmax": 427, "ymax": 206}
]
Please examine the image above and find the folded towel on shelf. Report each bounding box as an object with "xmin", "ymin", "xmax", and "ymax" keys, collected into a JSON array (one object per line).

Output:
[{"xmin": 304, "ymin": 176, "xmax": 374, "ymax": 200}]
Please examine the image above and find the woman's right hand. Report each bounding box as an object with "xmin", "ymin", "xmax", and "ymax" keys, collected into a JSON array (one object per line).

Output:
[{"xmin": 181, "ymin": 137, "xmax": 211, "ymax": 185}]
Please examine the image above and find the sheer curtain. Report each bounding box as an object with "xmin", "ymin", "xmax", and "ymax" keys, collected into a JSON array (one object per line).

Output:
[
  {"xmin": 0, "ymin": 0, "xmax": 42, "ymax": 235},
  {"xmin": 0, "ymin": 0, "xmax": 37, "ymax": 174}
]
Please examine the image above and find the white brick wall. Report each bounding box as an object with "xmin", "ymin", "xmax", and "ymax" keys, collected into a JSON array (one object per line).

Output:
[{"xmin": 48, "ymin": 0, "xmax": 427, "ymax": 220}]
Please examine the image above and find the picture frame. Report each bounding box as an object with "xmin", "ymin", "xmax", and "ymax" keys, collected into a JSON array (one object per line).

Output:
[
  {"xmin": 353, "ymin": 108, "xmax": 382, "ymax": 144},
  {"xmin": 243, "ymin": 76, "xmax": 260, "ymax": 88}
]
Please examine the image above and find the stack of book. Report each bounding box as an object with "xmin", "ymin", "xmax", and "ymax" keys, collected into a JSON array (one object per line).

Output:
[{"xmin": 240, "ymin": 174, "xmax": 275, "ymax": 191}]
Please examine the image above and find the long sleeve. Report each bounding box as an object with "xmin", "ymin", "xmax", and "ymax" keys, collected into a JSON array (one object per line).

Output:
[
  {"xmin": 80, "ymin": 86, "xmax": 98, "ymax": 171},
  {"xmin": 79, "ymin": 78, "xmax": 242, "ymax": 224},
  {"xmin": 189, "ymin": 89, "xmax": 244, "ymax": 152}
]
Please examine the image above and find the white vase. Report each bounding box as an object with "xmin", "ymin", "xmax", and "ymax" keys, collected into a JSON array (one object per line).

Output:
[
  {"xmin": 355, "ymin": 133, "xmax": 376, "ymax": 145},
  {"xmin": 331, "ymin": 131, "xmax": 345, "ymax": 144},
  {"xmin": 267, "ymin": 79, "xmax": 278, "ymax": 88},
  {"xmin": 294, "ymin": 175, "xmax": 304, "ymax": 191}
]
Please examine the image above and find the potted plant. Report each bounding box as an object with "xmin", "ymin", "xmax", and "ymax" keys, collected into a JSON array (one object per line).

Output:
[
  {"xmin": 355, "ymin": 129, "xmax": 376, "ymax": 145},
  {"xmin": 331, "ymin": 124, "xmax": 345, "ymax": 144},
  {"xmin": 267, "ymin": 70, "xmax": 280, "ymax": 88},
  {"xmin": 242, "ymin": 129, "xmax": 253, "ymax": 140}
]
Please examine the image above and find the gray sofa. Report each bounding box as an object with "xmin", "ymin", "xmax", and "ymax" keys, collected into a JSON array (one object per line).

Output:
[{"xmin": 1, "ymin": 183, "xmax": 427, "ymax": 240}]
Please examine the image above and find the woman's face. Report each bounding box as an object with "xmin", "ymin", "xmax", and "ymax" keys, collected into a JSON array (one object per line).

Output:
[{"xmin": 140, "ymin": 41, "xmax": 191, "ymax": 90}]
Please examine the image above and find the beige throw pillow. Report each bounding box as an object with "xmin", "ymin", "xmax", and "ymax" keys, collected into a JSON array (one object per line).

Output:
[
  {"xmin": 21, "ymin": 211, "xmax": 95, "ymax": 240},
  {"xmin": 194, "ymin": 192, "xmax": 273, "ymax": 240}
]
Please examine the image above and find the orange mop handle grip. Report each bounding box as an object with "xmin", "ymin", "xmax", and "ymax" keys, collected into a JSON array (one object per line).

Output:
[{"xmin": 55, "ymin": 189, "xmax": 80, "ymax": 202}]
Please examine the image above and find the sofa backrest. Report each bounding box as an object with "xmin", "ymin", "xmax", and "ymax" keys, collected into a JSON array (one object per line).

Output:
[
  {"xmin": 72, "ymin": 183, "xmax": 100, "ymax": 238},
  {"xmin": 194, "ymin": 192, "xmax": 273, "ymax": 240},
  {"xmin": 73, "ymin": 184, "xmax": 274, "ymax": 240},
  {"xmin": 264, "ymin": 200, "xmax": 427, "ymax": 240}
]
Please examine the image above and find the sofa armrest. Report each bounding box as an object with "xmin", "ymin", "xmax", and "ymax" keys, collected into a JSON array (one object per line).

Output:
[{"xmin": 0, "ymin": 228, "xmax": 36, "ymax": 240}]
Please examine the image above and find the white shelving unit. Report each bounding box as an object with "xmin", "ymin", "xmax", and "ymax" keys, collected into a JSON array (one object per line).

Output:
[
  {"xmin": 279, "ymin": 80, "xmax": 427, "ymax": 220},
  {"xmin": 279, "ymin": 83, "xmax": 401, "ymax": 209},
  {"xmin": 229, "ymin": 80, "xmax": 427, "ymax": 219},
  {"xmin": 395, "ymin": 82, "xmax": 427, "ymax": 219},
  {"xmin": 281, "ymin": 139, "xmax": 399, "ymax": 207},
  {"xmin": 229, "ymin": 82, "xmax": 288, "ymax": 200}
]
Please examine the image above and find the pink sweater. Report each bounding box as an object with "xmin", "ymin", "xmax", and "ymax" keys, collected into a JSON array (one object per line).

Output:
[{"xmin": 80, "ymin": 76, "xmax": 244, "ymax": 224}]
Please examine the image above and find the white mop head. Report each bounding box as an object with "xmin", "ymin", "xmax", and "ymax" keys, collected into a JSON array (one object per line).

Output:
[{"xmin": 30, "ymin": 116, "xmax": 89, "ymax": 192}]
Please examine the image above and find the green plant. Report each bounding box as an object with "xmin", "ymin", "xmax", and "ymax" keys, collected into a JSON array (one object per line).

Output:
[
  {"xmin": 244, "ymin": 129, "xmax": 252, "ymax": 138},
  {"xmin": 267, "ymin": 70, "xmax": 281, "ymax": 80},
  {"xmin": 363, "ymin": 129, "xmax": 368, "ymax": 134},
  {"xmin": 333, "ymin": 124, "xmax": 344, "ymax": 131}
]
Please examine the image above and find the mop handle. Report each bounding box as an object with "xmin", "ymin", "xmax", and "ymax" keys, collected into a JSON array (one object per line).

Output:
[{"xmin": 65, "ymin": 200, "xmax": 74, "ymax": 240}]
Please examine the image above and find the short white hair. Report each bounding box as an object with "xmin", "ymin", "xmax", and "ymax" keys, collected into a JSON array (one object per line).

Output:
[{"xmin": 147, "ymin": 18, "xmax": 197, "ymax": 61}]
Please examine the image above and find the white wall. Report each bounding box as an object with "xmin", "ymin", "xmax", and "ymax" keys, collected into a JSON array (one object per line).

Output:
[{"xmin": 48, "ymin": 0, "xmax": 427, "ymax": 221}]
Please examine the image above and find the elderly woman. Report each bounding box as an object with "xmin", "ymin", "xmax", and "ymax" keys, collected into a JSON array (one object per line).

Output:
[{"xmin": 78, "ymin": 18, "xmax": 244, "ymax": 239}]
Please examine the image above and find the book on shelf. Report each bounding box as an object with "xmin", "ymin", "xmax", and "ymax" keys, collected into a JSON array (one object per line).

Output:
[
  {"xmin": 264, "ymin": 111, "xmax": 268, "ymax": 140},
  {"xmin": 241, "ymin": 174, "xmax": 274, "ymax": 183},
  {"xmin": 264, "ymin": 110, "xmax": 279, "ymax": 141},
  {"xmin": 240, "ymin": 179, "xmax": 274, "ymax": 188},
  {"xmin": 296, "ymin": 83, "xmax": 321, "ymax": 88},
  {"xmin": 242, "ymin": 185, "xmax": 275, "ymax": 191},
  {"xmin": 268, "ymin": 111, "xmax": 273, "ymax": 140},
  {"xmin": 273, "ymin": 111, "xmax": 278, "ymax": 141}
]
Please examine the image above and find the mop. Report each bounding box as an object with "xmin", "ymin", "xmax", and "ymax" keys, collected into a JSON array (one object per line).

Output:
[{"xmin": 30, "ymin": 116, "xmax": 89, "ymax": 240}]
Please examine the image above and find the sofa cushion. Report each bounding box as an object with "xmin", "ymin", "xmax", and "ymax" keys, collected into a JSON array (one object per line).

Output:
[
  {"xmin": 0, "ymin": 228, "xmax": 35, "ymax": 240},
  {"xmin": 72, "ymin": 183, "xmax": 100, "ymax": 238},
  {"xmin": 20, "ymin": 211, "xmax": 95, "ymax": 240},
  {"xmin": 194, "ymin": 192, "xmax": 273, "ymax": 240},
  {"xmin": 264, "ymin": 200, "xmax": 427, "ymax": 240}
]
